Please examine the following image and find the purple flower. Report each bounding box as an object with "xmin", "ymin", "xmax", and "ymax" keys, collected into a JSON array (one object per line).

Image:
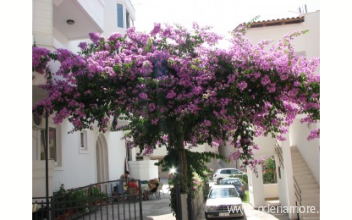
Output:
[
  {"xmin": 261, "ymin": 75, "xmax": 270, "ymax": 86},
  {"xmin": 108, "ymin": 32, "xmax": 123, "ymax": 41},
  {"xmin": 151, "ymin": 118, "xmax": 159, "ymax": 125},
  {"xmin": 307, "ymin": 129, "xmax": 320, "ymax": 141},
  {"xmin": 148, "ymin": 103, "xmax": 156, "ymax": 112},
  {"xmin": 89, "ymin": 33, "xmax": 101, "ymax": 45},
  {"xmin": 139, "ymin": 92, "xmax": 148, "ymax": 100},
  {"xmin": 238, "ymin": 81, "xmax": 248, "ymax": 91},
  {"xmin": 78, "ymin": 42, "xmax": 88, "ymax": 50},
  {"xmin": 150, "ymin": 23, "xmax": 161, "ymax": 36},
  {"xmin": 204, "ymin": 120, "xmax": 211, "ymax": 126},
  {"xmin": 166, "ymin": 90, "xmax": 176, "ymax": 99},
  {"xmin": 211, "ymin": 141, "xmax": 219, "ymax": 147}
]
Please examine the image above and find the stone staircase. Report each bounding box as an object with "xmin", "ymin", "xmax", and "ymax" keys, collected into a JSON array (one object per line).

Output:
[{"xmin": 291, "ymin": 147, "xmax": 320, "ymax": 220}]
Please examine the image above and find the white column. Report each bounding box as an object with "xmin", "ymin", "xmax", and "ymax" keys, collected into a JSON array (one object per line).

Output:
[
  {"xmin": 33, "ymin": 0, "xmax": 54, "ymax": 47},
  {"xmin": 281, "ymin": 134, "xmax": 297, "ymax": 219},
  {"xmin": 247, "ymin": 164, "xmax": 265, "ymax": 208}
]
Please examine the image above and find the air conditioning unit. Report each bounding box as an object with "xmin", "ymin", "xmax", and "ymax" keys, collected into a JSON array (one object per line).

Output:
[{"xmin": 32, "ymin": 114, "xmax": 44, "ymax": 129}]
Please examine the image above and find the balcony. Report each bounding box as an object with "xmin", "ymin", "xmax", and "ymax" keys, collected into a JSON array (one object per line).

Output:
[{"xmin": 53, "ymin": 0, "xmax": 104, "ymax": 40}]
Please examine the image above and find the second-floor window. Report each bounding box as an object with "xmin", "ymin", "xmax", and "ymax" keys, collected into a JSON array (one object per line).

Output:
[{"xmin": 117, "ymin": 3, "xmax": 123, "ymax": 28}]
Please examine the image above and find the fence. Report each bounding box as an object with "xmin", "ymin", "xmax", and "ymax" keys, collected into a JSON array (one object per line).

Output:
[{"xmin": 32, "ymin": 179, "xmax": 143, "ymax": 220}]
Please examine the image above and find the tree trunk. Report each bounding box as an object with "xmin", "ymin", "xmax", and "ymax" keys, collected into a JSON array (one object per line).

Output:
[{"xmin": 176, "ymin": 121, "xmax": 187, "ymax": 192}]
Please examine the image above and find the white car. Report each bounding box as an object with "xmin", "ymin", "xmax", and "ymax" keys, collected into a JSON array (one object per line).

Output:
[
  {"xmin": 213, "ymin": 168, "xmax": 246, "ymax": 184},
  {"xmin": 205, "ymin": 185, "xmax": 245, "ymax": 219}
]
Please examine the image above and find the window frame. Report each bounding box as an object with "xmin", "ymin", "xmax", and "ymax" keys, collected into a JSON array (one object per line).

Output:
[
  {"xmin": 79, "ymin": 130, "xmax": 89, "ymax": 154},
  {"xmin": 37, "ymin": 125, "xmax": 62, "ymax": 167}
]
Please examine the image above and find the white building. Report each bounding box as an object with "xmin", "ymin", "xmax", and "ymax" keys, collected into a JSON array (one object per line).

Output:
[
  {"xmin": 32, "ymin": 0, "xmax": 137, "ymax": 198},
  {"xmin": 221, "ymin": 10, "xmax": 320, "ymax": 220}
]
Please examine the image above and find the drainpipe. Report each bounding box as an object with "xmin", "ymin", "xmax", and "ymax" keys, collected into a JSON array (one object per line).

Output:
[{"xmin": 45, "ymin": 112, "xmax": 49, "ymax": 219}]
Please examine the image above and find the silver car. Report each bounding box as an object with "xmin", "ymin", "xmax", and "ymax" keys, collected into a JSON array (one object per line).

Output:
[{"xmin": 213, "ymin": 168, "xmax": 246, "ymax": 184}]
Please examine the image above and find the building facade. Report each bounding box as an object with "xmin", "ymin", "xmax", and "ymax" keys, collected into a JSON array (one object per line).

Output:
[
  {"xmin": 221, "ymin": 10, "xmax": 320, "ymax": 220},
  {"xmin": 32, "ymin": 0, "xmax": 136, "ymax": 197}
]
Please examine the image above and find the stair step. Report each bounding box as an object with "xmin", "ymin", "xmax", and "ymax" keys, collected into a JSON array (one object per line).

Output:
[
  {"xmin": 301, "ymin": 216, "xmax": 320, "ymax": 220},
  {"xmin": 300, "ymin": 188, "xmax": 320, "ymax": 194},
  {"xmin": 296, "ymin": 180, "xmax": 317, "ymax": 186},
  {"xmin": 291, "ymin": 157, "xmax": 306, "ymax": 163},
  {"xmin": 292, "ymin": 159, "xmax": 307, "ymax": 166},
  {"xmin": 293, "ymin": 170, "xmax": 313, "ymax": 176},
  {"xmin": 294, "ymin": 174, "xmax": 314, "ymax": 179},
  {"xmin": 295, "ymin": 178, "xmax": 318, "ymax": 184},
  {"xmin": 293, "ymin": 163, "xmax": 310, "ymax": 169},
  {"xmin": 302, "ymin": 198, "xmax": 320, "ymax": 204},
  {"xmin": 299, "ymin": 184, "xmax": 319, "ymax": 189},
  {"xmin": 301, "ymin": 193, "xmax": 320, "ymax": 200},
  {"xmin": 300, "ymin": 188, "xmax": 320, "ymax": 193},
  {"xmin": 293, "ymin": 163, "xmax": 309, "ymax": 168},
  {"xmin": 291, "ymin": 153, "xmax": 304, "ymax": 158}
]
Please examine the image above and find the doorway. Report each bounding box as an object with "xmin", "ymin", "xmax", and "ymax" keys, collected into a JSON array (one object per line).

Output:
[{"xmin": 96, "ymin": 134, "xmax": 109, "ymax": 183}]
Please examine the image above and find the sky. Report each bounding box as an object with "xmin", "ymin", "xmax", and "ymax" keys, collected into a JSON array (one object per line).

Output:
[{"xmin": 130, "ymin": 0, "xmax": 320, "ymax": 39}]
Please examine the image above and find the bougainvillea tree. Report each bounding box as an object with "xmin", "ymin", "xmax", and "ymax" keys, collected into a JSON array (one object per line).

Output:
[{"xmin": 32, "ymin": 22, "xmax": 320, "ymax": 192}]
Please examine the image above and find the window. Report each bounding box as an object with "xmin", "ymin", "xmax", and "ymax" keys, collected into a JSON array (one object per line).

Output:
[
  {"xmin": 231, "ymin": 169, "xmax": 240, "ymax": 174},
  {"xmin": 79, "ymin": 130, "xmax": 88, "ymax": 153},
  {"xmin": 117, "ymin": 4, "xmax": 123, "ymax": 28},
  {"xmin": 39, "ymin": 127, "xmax": 61, "ymax": 166}
]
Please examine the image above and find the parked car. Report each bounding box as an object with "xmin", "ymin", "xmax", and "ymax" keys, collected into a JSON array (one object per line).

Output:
[
  {"xmin": 213, "ymin": 168, "xmax": 246, "ymax": 184},
  {"xmin": 205, "ymin": 185, "xmax": 244, "ymax": 219},
  {"xmin": 219, "ymin": 178, "xmax": 244, "ymax": 197}
]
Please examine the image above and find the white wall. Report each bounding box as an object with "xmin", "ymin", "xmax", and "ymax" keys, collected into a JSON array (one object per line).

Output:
[
  {"xmin": 263, "ymin": 183, "xmax": 279, "ymax": 199},
  {"xmin": 105, "ymin": 131, "xmax": 127, "ymax": 180},
  {"xmin": 253, "ymin": 136, "xmax": 276, "ymax": 158},
  {"xmin": 128, "ymin": 160, "xmax": 159, "ymax": 180},
  {"xmin": 52, "ymin": 119, "xmax": 97, "ymax": 191},
  {"xmin": 33, "ymin": 160, "xmax": 55, "ymax": 197},
  {"xmin": 104, "ymin": 0, "xmax": 135, "ymax": 37},
  {"xmin": 76, "ymin": 0, "xmax": 105, "ymax": 30},
  {"xmin": 289, "ymin": 117, "xmax": 320, "ymax": 185},
  {"xmin": 51, "ymin": 119, "xmax": 128, "ymax": 191}
]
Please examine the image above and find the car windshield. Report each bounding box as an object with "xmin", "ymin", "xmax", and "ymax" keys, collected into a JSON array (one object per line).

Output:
[{"xmin": 208, "ymin": 188, "xmax": 239, "ymax": 199}]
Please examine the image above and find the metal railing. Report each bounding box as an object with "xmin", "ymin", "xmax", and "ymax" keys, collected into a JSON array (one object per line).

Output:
[
  {"xmin": 293, "ymin": 176, "xmax": 303, "ymax": 219},
  {"xmin": 32, "ymin": 179, "xmax": 143, "ymax": 220}
]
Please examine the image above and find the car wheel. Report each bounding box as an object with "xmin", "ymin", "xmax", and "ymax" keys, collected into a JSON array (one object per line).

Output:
[{"xmin": 217, "ymin": 178, "xmax": 222, "ymax": 184}]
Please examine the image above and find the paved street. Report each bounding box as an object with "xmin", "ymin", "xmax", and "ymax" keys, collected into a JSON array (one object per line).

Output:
[{"xmin": 143, "ymin": 179, "xmax": 290, "ymax": 220}]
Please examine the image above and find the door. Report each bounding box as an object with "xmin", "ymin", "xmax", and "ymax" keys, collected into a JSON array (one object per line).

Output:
[{"xmin": 96, "ymin": 134, "xmax": 109, "ymax": 183}]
